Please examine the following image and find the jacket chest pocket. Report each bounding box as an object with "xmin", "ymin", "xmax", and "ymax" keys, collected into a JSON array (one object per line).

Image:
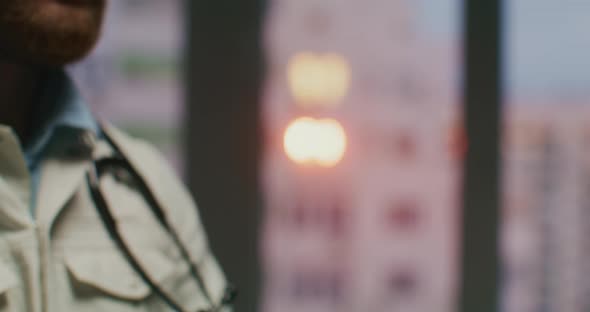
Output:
[
  {"xmin": 62, "ymin": 249, "xmax": 213, "ymax": 312},
  {"xmin": 0, "ymin": 263, "xmax": 18, "ymax": 312}
]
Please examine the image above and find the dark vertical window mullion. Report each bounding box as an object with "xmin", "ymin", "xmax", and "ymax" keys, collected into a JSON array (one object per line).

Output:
[
  {"xmin": 184, "ymin": 1, "xmax": 266, "ymax": 312},
  {"xmin": 460, "ymin": 0, "xmax": 503, "ymax": 311}
]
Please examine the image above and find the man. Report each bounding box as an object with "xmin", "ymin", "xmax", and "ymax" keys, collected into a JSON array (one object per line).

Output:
[{"xmin": 0, "ymin": 0, "xmax": 232, "ymax": 311}]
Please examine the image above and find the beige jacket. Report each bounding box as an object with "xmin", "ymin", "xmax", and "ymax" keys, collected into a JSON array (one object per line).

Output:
[{"xmin": 0, "ymin": 123, "xmax": 230, "ymax": 312}]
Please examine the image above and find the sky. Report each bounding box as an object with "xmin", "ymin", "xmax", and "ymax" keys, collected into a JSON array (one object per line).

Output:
[{"xmin": 416, "ymin": 0, "xmax": 590, "ymax": 97}]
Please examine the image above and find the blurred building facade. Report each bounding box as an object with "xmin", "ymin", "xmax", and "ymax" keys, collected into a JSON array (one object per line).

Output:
[
  {"xmin": 69, "ymin": 0, "xmax": 184, "ymax": 170},
  {"xmin": 262, "ymin": 1, "xmax": 590, "ymax": 312},
  {"xmin": 503, "ymin": 103, "xmax": 590, "ymax": 312},
  {"xmin": 261, "ymin": 0, "xmax": 461, "ymax": 311},
  {"xmin": 502, "ymin": 1, "xmax": 590, "ymax": 311}
]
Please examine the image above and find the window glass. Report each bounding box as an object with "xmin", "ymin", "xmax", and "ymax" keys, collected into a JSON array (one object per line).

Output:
[
  {"xmin": 69, "ymin": 0, "xmax": 184, "ymax": 170},
  {"xmin": 261, "ymin": 1, "xmax": 463, "ymax": 311},
  {"xmin": 503, "ymin": 1, "xmax": 590, "ymax": 311}
]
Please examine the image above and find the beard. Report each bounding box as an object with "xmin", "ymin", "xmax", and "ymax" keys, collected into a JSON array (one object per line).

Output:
[{"xmin": 0, "ymin": 0, "xmax": 106, "ymax": 67}]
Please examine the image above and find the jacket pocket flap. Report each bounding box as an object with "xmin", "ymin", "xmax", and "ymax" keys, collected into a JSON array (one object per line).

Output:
[
  {"xmin": 0, "ymin": 263, "xmax": 17, "ymax": 294},
  {"xmin": 64, "ymin": 249, "xmax": 175, "ymax": 301}
]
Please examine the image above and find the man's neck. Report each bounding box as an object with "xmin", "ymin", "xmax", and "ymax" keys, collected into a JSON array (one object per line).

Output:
[{"xmin": 0, "ymin": 62, "xmax": 43, "ymax": 145}]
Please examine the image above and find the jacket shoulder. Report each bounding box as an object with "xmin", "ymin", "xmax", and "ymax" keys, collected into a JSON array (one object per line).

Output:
[
  {"xmin": 100, "ymin": 123, "xmax": 210, "ymax": 254},
  {"xmin": 101, "ymin": 124, "xmax": 179, "ymax": 181},
  {"xmin": 100, "ymin": 124, "xmax": 231, "ymax": 307}
]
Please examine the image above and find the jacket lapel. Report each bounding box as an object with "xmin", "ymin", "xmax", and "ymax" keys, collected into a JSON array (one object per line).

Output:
[
  {"xmin": 35, "ymin": 130, "xmax": 100, "ymax": 230},
  {"xmin": 35, "ymin": 157, "xmax": 91, "ymax": 231}
]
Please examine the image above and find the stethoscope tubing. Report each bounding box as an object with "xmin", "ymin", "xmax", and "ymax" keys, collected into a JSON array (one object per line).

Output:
[{"xmin": 85, "ymin": 127, "xmax": 235, "ymax": 312}]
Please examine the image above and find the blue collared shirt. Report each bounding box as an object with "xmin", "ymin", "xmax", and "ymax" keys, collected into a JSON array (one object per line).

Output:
[{"xmin": 24, "ymin": 70, "xmax": 99, "ymax": 213}]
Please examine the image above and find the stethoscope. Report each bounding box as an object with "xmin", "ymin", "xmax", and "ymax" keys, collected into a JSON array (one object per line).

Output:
[{"xmin": 85, "ymin": 127, "xmax": 236, "ymax": 312}]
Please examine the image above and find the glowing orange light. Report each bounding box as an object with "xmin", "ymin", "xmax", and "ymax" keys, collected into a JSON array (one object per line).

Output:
[
  {"xmin": 284, "ymin": 117, "xmax": 347, "ymax": 167},
  {"xmin": 287, "ymin": 52, "xmax": 351, "ymax": 107}
]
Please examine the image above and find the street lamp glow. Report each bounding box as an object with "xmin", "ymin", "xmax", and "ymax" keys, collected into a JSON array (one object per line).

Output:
[
  {"xmin": 283, "ymin": 117, "xmax": 347, "ymax": 167},
  {"xmin": 287, "ymin": 52, "xmax": 351, "ymax": 107}
]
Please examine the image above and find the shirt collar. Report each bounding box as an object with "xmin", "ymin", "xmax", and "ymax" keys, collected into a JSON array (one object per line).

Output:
[{"xmin": 24, "ymin": 69, "xmax": 99, "ymax": 169}]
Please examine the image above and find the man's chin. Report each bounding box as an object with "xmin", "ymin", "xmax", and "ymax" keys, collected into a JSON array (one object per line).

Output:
[
  {"xmin": 0, "ymin": 0, "xmax": 105, "ymax": 66},
  {"xmin": 0, "ymin": 41, "xmax": 98, "ymax": 68}
]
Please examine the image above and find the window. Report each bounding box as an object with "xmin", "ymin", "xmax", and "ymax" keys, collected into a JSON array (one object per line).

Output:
[
  {"xmin": 70, "ymin": 0, "xmax": 184, "ymax": 170},
  {"xmin": 502, "ymin": 1, "xmax": 590, "ymax": 311},
  {"xmin": 261, "ymin": 0, "xmax": 462, "ymax": 311}
]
